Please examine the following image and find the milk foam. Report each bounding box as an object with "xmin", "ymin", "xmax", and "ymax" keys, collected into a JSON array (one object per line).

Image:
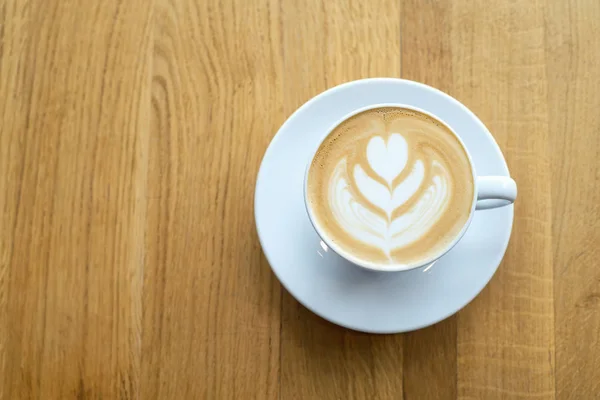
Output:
[
  {"xmin": 329, "ymin": 134, "xmax": 450, "ymax": 257},
  {"xmin": 307, "ymin": 107, "xmax": 474, "ymax": 267}
]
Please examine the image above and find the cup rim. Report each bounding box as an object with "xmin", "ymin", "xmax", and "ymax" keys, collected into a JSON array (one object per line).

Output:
[{"xmin": 303, "ymin": 103, "xmax": 479, "ymax": 272}]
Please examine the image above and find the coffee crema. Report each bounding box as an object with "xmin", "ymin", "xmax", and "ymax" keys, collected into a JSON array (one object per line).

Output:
[{"xmin": 306, "ymin": 107, "xmax": 474, "ymax": 267}]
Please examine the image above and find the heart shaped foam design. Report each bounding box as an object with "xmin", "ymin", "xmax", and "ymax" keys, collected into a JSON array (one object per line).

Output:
[{"xmin": 366, "ymin": 134, "xmax": 407, "ymax": 184}]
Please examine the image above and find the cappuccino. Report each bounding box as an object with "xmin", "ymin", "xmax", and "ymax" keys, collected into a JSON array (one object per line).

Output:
[{"xmin": 306, "ymin": 107, "xmax": 474, "ymax": 268}]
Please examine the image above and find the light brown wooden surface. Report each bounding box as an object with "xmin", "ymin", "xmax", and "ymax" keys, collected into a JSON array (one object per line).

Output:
[{"xmin": 0, "ymin": 0, "xmax": 598, "ymax": 398}]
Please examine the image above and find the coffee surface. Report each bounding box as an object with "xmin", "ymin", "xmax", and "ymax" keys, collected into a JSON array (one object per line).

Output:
[{"xmin": 307, "ymin": 107, "xmax": 474, "ymax": 268}]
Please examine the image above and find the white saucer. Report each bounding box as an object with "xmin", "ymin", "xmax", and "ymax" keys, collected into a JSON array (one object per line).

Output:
[{"xmin": 255, "ymin": 79, "xmax": 514, "ymax": 333}]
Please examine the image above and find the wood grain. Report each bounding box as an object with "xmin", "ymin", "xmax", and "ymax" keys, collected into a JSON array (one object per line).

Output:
[
  {"xmin": 1, "ymin": 0, "xmax": 598, "ymax": 399},
  {"xmin": 1, "ymin": 0, "xmax": 152, "ymax": 397},
  {"xmin": 545, "ymin": 0, "xmax": 600, "ymax": 397},
  {"xmin": 451, "ymin": 2, "xmax": 555, "ymax": 398},
  {"xmin": 141, "ymin": 0, "xmax": 282, "ymax": 398}
]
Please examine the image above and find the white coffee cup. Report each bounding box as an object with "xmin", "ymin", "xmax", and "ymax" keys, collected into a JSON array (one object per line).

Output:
[{"xmin": 303, "ymin": 103, "xmax": 516, "ymax": 272}]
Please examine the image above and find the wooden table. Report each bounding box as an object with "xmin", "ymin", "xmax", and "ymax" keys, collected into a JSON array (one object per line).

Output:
[{"xmin": 1, "ymin": 0, "xmax": 598, "ymax": 398}]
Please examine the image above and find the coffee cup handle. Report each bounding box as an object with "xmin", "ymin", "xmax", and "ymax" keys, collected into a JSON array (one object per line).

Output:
[{"xmin": 475, "ymin": 176, "xmax": 517, "ymax": 210}]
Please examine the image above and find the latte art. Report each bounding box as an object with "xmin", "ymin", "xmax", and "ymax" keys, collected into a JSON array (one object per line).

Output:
[
  {"xmin": 307, "ymin": 107, "xmax": 474, "ymax": 267},
  {"xmin": 331, "ymin": 138, "xmax": 450, "ymax": 257}
]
